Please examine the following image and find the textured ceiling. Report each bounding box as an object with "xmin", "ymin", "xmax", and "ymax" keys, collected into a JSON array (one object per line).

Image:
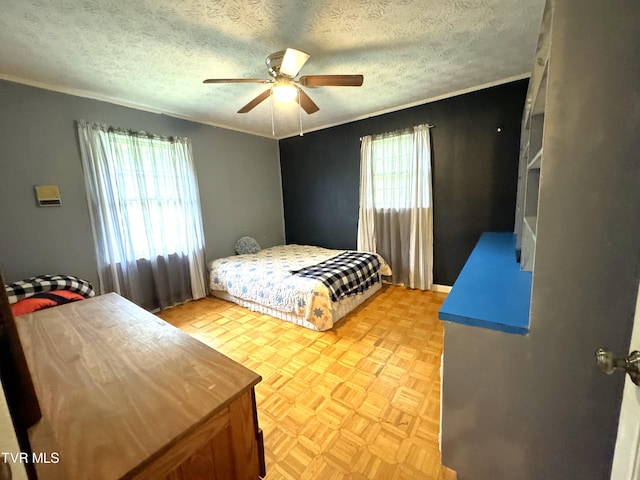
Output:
[{"xmin": 0, "ymin": 0, "xmax": 544, "ymax": 139}]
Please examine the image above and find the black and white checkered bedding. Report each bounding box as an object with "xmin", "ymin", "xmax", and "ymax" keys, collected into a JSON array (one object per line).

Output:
[
  {"xmin": 290, "ymin": 251, "xmax": 381, "ymax": 302},
  {"xmin": 5, "ymin": 274, "xmax": 95, "ymax": 304}
]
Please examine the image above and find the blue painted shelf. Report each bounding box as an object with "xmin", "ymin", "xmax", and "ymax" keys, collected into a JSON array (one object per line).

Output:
[{"xmin": 439, "ymin": 232, "xmax": 532, "ymax": 335}]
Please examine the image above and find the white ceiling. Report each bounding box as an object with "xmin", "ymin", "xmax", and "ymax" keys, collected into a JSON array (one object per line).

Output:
[{"xmin": 0, "ymin": 0, "xmax": 544, "ymax": 139}]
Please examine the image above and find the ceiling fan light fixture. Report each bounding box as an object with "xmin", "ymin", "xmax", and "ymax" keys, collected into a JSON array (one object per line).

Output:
[
  {"xmin": 204, "ymin": 48, "xmax": 363, "ymax": 115},
  {"xmin": 272, "ymin": 83, "xmax": 298, "ymax": 103}
]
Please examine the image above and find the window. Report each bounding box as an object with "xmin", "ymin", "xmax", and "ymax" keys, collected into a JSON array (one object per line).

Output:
[
  {"xmin": 370, "ymin": 131, "xmax": 430, "ymax": 209},
  {"xmin": 112, "ymin": 137, "xmax": 195, "ymax": 260},
  {"xmin": 358, "ymin": 124, "xmax": 433, "ymax": 289},
  {"xmin": 77, "ymin": 120, "xmax": 207, "ymax": 307}
]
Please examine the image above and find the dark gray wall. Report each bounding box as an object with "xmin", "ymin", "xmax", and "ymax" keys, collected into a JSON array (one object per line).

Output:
[
  {"xmin": 0, "ymin": 80, "xmax": 284, "ymax": 288},
  {"xmin": 279, "ymin": 80, "xmax": 528, "ymax": 286},
  {"xmin": 441, "ymin": 1, "xmax": 640, "ymax": 479}
]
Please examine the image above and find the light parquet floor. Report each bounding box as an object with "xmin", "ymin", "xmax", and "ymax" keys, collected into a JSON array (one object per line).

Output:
[{"xmin": 158, "ymin": 285, "xmax": 456, "ymax": 480}]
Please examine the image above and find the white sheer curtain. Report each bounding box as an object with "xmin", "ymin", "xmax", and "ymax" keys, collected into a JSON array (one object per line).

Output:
[
  {"xmin": 357, "ymin": 124, "xmax": 433, "ymax": 290},
  {"xmin": 77, "ymin": 120, "xmax": 207, "ymax": 310}
]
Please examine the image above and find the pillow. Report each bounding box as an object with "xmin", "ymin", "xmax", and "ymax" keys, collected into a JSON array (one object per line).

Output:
[
  {"xmin": 11, "ymin": 290, "xmax": 85, "ymax": 317},
  {"xmin": 235, "ymin": 236, "xmax": 261, "ymax": 255}
]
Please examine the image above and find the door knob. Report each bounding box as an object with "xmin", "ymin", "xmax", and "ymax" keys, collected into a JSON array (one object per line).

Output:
[{"xmin": 595, "ymin": 349, "xmax": 640, "ymax": 386}]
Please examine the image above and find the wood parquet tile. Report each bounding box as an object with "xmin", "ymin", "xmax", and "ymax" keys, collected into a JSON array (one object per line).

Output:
[{"xmin": 158, "ymin": 284, "xmax": 456, "ymax": 480}]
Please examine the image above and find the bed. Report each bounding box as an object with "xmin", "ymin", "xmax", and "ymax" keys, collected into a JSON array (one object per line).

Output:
[{"xmin": 209, "ymin": 244, "xmax": 391, "ymax": 331}]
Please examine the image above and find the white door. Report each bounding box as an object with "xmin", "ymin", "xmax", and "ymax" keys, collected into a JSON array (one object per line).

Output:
[{"xmin": 610, "ymin": 283, "xmax": 640, "ymax": 480}]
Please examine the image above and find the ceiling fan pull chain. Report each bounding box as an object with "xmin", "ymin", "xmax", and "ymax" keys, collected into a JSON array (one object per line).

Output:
[
  {"xmin": 270, "ymin": 89, "xmax": 275, "ymax": 137},
  {"xmin": 299, "ymin": 89, "xmax": 303, "ymax": 136}
]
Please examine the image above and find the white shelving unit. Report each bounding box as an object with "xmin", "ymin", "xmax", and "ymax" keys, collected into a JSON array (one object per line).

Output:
[{"xmin": 515, "ymin": 1, "xmax": 551, "ymax": 272}]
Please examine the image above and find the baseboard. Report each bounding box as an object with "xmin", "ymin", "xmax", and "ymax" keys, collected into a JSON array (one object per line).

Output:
[
  {"xmin": 381, "ymin": 281, "xmax": 452, "ymax": 293},
  {"xmin": 431, "ymin": 284, "xmax": 452, "ymax": 293}
]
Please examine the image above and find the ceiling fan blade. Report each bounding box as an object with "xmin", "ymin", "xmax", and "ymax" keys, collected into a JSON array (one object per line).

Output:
[
  {"xmin": 237, "ymin": 89, "xmax": 272, "ymax": 113},
  {"xmin": 203, "ymin": 78, "xmax": 269, "ymax": 84},
  {"xmin": 296, "ymin": 88, "xmax": 319, "ymax": 114},
  {"xmin": 299, "ymin": 74, "xmax": 364, "ymax": 87},
  {"xmin": 280, "ymin": 48, "xmax": 310, "ymax": 78}
]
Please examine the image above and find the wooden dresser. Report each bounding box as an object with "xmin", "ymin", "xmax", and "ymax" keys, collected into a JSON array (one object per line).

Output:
[{"xmin": 16, "ymin": 293, "xmax": 264, "ymax": 480}]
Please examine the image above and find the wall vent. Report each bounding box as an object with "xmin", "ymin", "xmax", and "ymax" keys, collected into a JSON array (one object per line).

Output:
[{"xmin": 34, "ymin": 185, "xmax": 62, "ymax": 207}]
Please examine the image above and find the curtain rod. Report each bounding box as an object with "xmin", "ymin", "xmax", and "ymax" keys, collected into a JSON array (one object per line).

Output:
[
  {"xmin": 360, "ymin": 123, "xmax": 434, "ymax": 141},
  {"xmin": 77, "ymin": 119, "xmax": 188, "ymax": 143}
]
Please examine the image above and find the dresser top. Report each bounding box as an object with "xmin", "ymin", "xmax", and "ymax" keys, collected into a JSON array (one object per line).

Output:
[
  {"xmin": 17, "ymin": 293, "xmax": 261, "ymax": 480},
  {"xmin": 439, "ymin": 232, "xmax": 532, "ymax": 335}
]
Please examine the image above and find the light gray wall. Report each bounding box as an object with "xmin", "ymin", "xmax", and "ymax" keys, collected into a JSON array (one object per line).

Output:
[
  {"xmin": 0, "ymin": 80, "xmax": 284, "ymax": 288},
  {"xmin": 441, "ymin": 1, "xmax": 640, "ymax": 479}
]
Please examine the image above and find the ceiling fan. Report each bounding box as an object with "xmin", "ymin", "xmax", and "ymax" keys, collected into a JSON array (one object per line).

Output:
[{"xmin": 203, "ymin": 48, "xmax": 364, "ymax": 114}]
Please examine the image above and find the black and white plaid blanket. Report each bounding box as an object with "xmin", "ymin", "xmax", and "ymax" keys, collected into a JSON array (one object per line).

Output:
[
  {"xmin": 291, "ymin": 251, "xmax": 381, "ymax": 302},
  {"xmin": 5, "ymin": 274, "xmax": 95, "ymax": 304}
]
